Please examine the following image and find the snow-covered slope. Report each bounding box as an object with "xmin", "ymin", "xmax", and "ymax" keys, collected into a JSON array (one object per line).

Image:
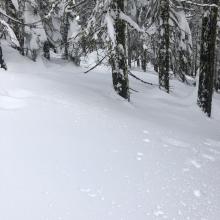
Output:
[{"xmin": 0, "ymin": 43, "xmax": 220, "ymax": 220}]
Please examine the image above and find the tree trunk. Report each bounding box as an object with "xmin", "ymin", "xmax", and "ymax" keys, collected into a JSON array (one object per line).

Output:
[
  {"xmin": 111, "ymin": 0, "xmax": 130, "ymax": 100},
  {"xmin": 17, "ymin": 0, "xmax": 25, "ymax": 55},
  {"xmin": 63, "ymin": 12, "xmax": 70, "ymax": 60},
  {"xmin": 141, "ymin": 49, "xmax": 147, "ymax": 72},
  {"xmin": 214, "ymin": 29, "xmax": 220, "ymax": 91},
  {"xmin": 127, "ymin": 28, "xmax": 132, "ymax": 68},
  {"xmin": 136, "ymin": 58, "xmax": 140, "ymax": 68},
  {"xmin": 194, "ymin": 40, "xmax": 198, "ymax": 77},
  {"xmin": 158, "ymin": 0, "xmax": 170, "ymax": 93},
  {"xmin": 197, "ymin": 0, "xmax": 219, "ymax": 117}
]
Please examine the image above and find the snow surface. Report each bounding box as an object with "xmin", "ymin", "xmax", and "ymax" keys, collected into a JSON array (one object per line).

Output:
[{"xmin": 0, "ymin": 42, "xmax": 220, "ymax": 220}]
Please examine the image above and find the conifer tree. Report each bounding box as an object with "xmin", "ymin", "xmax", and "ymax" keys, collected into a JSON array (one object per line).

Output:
[
  {"xmin": 80, "ymin": 0, "xmax": 130, "ymax": 100},
  {"xmin": 111, "ymin": 0, "xmax": 130, "ymax": 100},
  {"xmin": 158, "ymin": 0, "xmax": 170, "ymax": 93},
  {"xmin": 197, "ymin": 0, "xmax": 219, "ymax": 117}
]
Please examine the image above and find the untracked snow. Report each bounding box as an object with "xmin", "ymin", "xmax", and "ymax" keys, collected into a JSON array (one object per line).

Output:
[{"xmin": 0, "ymin": 43, "xmax": 220, "ymax": 220}]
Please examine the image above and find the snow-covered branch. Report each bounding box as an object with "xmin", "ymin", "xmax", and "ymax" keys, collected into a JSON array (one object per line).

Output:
[
  {"xmin": 180, "ymin": 0, "xmax": 219, "ymax": 8},
  {"xmin": 120, "ymin": 12, "xmax": 144, "ymax": 33}
]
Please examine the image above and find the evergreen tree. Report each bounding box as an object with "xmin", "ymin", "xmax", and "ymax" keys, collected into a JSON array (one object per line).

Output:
[
  {"xmin": 197, "ymin": 0, "xmax": 219, "ymax": 117},
  {"xmin": 80, "ymin": 0, "xmax": 130, "ymax": 100},
  {"xmin": 170, "ymin": 3, "xmax": 193, "ymax": 82},
  {"xmin": 214, "ymin": 26, "xmax": 220, "ymax": 91},
  {"xmin": 111, "ymin": 0, "xmax": 129, "ymax": 100},
  {"xmin": 158, "ymin": 0, "xmax": 170, "ymax": 93}
]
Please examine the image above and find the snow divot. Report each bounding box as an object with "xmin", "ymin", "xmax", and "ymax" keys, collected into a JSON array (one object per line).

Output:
[
  {"xmin": 190, "ymin": 160, "xmax": 201, "ymax": 169},
  {"xmin": 153, "ymin": 206, "xmax": 165, "ymax": 217},
  {"xmin": 80, "ymin": 188, "xmax": 101, "ymax": 199},
  {"xmin": 193, "ymin": 190, "xmax": 201, "ymax": 198},
  {"xmin": 204, "ymin": 142, "xmax": 211, "ymax": 146},
  {"xmin": 163, "ymin": 137, "xmax": 190, "ymax": 148},
  {"xmin": 204, "ymin": 139, "xmax": 220, "ymax": 147},
  {"xmin": 88, "ymin": 193, "xmax": 97, "ymax": 198},
  {"xmin": 136, "ymin": 152, "xmax": 144, "ymax": 161},
  {"xmin": 154, "ymin": 210, "xmax": 164, "ymax": 217},
  {"xmin": 202, "ymin": 154, "xmax": 215, "ymax": 162},
  {"xmin": 143, "ymin": 130, "xmax": 149, "ymax": 134},
  {"xmin": 182, "ymin": 168, "xmax": 190, "ymax": 172},
  {"xmin": 143, "ymin": 138, "xmax": 150, "ymax": 143},
  {"xmin": 208, "ymin": 148, "xmax": 220, "ymax": 155}
]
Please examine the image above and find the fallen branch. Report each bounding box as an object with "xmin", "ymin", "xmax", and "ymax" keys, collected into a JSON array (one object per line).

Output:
[
  {"xmin": 129, "ymin": 88, "xmax": 139, "ymax": 93},
  {"xmin": 128, "ymin": 71, "xmax": 159, "ymax": 86},
  {"xmin": 180, "ymin": 0, "xmax": 219, "ymax": 8},
  {"xmin": 84, "ymin": 55, "xmax": 107, "ymax": 74}
]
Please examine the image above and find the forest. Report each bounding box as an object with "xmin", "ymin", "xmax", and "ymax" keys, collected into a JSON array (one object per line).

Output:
[{"xmin": 0, "ymin": 0, "xmax": 219, "ymax": 116}]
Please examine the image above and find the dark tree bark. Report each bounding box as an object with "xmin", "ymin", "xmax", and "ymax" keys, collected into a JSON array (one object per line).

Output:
[
  {"xmin": 197, "ymin": 0, "xmax": 219, "ymax": 117},
  {"xmin": 214, "ymin": 29, "xmax": 220, "ymax": 91},
  {"xmin": 0, "ymin": 46, "xmax": 7, "ymax": 70},
  {"xmin": 43, "ymin": 41, "xmax": 50, "ymax": 60},
  {"xmin": 63, "ymin": 10, "xmax": 70, "ymax": 60},
  {"xmin": 111, "ymin": 0, "xmax": 130, "ymax": 100},
  {"xmin": 216, "ymin": 70, "xmax": 220, "ymax": 92},
  {"xmin": 194, "ymin": 39, "xmax": 198, "ymax": 77},
  {"xmin": 141, "ymin": 49, "xmax": 147, "ymax": 72},
  {"xmin": 158, "ymin": 0, "xmax": 170, "ymax": 93},
  {"xmin": 127, "ymin": 28, "xmax": 132, "ymax": 68},
  {"xmin": 136, "ymin": 57, "xmax": 140, "ymax": 68},
  {"xmin": 17, "ymin": 0, "xmax": 25, "ymax": 55}
]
